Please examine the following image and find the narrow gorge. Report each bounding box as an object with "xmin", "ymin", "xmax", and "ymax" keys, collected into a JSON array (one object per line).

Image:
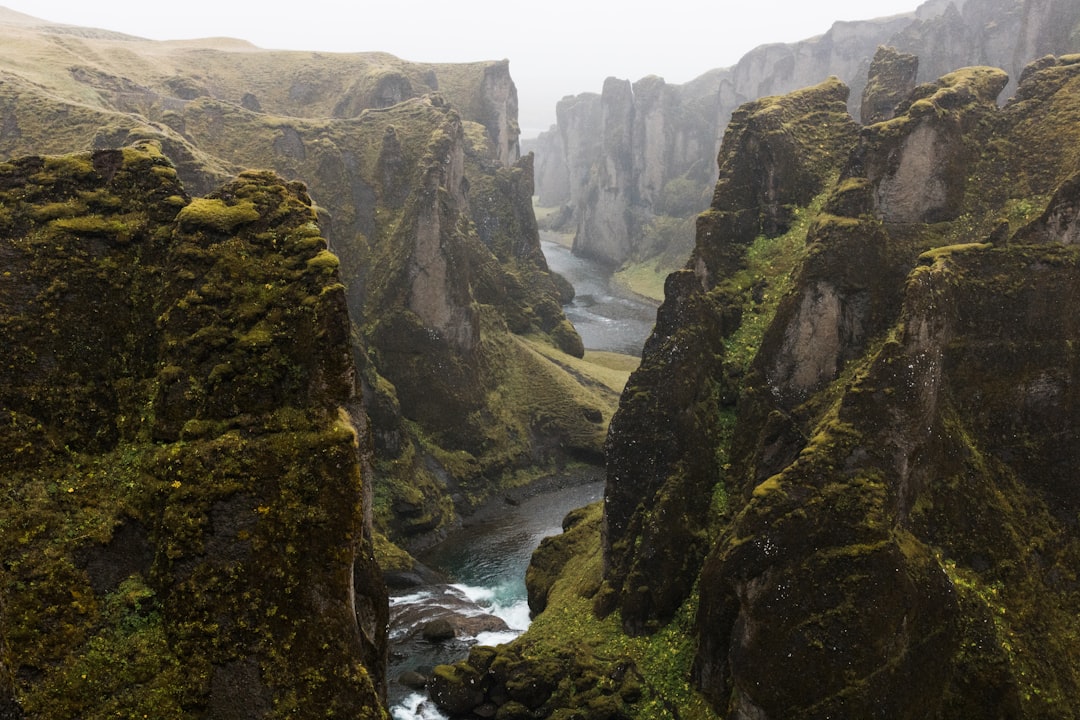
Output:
[{"xmin": 2, "ymin": 1, "xmax": 1080, "ymax": 719}]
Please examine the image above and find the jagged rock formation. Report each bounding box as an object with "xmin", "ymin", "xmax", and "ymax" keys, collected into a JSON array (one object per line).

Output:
[
  {"xmin": 533, "ymin": 0, "xmax": 1080, "ymax": 276},
  {"xmin": 601, "ymin": 55, "xmax": 1080, "ymax": 718},
  {"xmin": 0, "ymin": 144, "xmax": 387, "ymax": 718},
  {"xmin": 599, "ymin": 79, "xmax": 861, "ymax": 635},
  {"xmin": 861, "ymin": 45, "xmax": 920, "ymax": 123},
  {"xmin": 0, "ymin": 12, "xmax": 616, "ymax": 547}
]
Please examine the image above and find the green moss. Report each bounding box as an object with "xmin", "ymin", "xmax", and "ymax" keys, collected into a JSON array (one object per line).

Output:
[
  {"xmin": 917, "ymin": 242, "xmax": 991, "ymax": 265},
  {"xmin": 176, "ymin": 197, "xmax": 261, "ymax": 233},
  {"xmin": 720, "ymin": 189, "xmax": 825, "ymax": 373},
  {"xmin": 371, "ymin": 530, "xmax": 416, "ymax": 574},
  {"xmin": 31, "ymin": 200, "xmax": 89, "ymax": 221},
  {"xmin": 51, "ymin": 215, "xmax": 137, "ymax": 237},
  {"xmin": 305, "ymin": 248, "xmax": 340, "ymax": 271},
  {"xmin": 24, "ymin": 576, "xmax": 186, "ymax": 718}
]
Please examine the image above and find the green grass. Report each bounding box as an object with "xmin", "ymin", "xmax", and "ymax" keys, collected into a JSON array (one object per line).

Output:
[
  {"xmin": 612, "ymin": 261, "xmax": 668, "ymax": 302},
  {"xmin": 524, "ymin": 337, "xmax": 638, "ymax": 395},
  {"xmin": 720, "ymin": 191, "xmax": 824, "ymax": 372}
]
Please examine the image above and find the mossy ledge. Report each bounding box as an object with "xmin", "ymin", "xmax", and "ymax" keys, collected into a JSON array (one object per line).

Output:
[{"xmin": 0, "ymin": 144, "xmax": 387, "ymax": 718}]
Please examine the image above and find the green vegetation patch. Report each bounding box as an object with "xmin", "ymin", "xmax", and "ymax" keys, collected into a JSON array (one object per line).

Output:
[
  {"xmin": 719, "ymin": 190, "xmax": 824, "ymax": 373},
  {"xmin": 176, "ymin": 197, "xmax": 261, "ymax": 233}
]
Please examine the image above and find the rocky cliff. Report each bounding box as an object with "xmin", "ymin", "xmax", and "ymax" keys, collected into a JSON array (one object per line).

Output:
[
  {"xmin": 0, "ymin": 12, "xmax": 618, "ymax": 549},
  {"xmin": 622, "ymin": 56, "xmax": 1080, "ymax": 718},
  {"xmin": 429, "ymin": 54, "xmax": 1080, "ymax": 720},
  {"xmin": 600, "ymin": 78, "xmax": 861, "ymax": 635},
  {"xmin": 0, "ymin": 144, "xmax": 388, "ymax": 718},
  {"xmin": 533, "ymin": 0, "xmax": 1080, "ymax": 284}
]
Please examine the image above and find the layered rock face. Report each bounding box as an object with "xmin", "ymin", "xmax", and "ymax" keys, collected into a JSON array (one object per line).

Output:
[
  {"xmin": 0, "ymin": 145, "xmax": 387, "ymax": 718},
  {"xmin": 534, "ymin": 0, "xmax": 1080, "ymax": 272},
  {"xmin": 602, "ymin": 56, "xmax": 1080, "ymax": 718}
]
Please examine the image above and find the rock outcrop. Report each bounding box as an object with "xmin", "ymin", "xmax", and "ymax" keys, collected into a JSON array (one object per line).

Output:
[
  {"xmin": 0, "ymin": 144, "xmax": 388, "ymax": 718},
  {"xmin": 861, "ymin": 45, "xmax": 920, "ymax": 124}
]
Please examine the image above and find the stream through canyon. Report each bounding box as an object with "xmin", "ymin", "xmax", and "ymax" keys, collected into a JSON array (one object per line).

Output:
[{"xmin": 388, "ymin": 232, "xmax": 660, "ymax": 719}]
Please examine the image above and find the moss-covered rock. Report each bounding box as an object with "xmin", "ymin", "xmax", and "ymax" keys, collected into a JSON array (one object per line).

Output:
[
  {"xmin": 0, "ymin": 20, "xmax": 604, "ymax": 549},
  {"xmin": 598, "ymin": 78, "xmax": 862, "ymax": 636},
  {"xmin": 0, "ymin": 145, "xmax": 387, "ymax": 718},
  {"xmin": 695, "ymin": 241, "xmax": 1080, "ymax": 718},
  {"xmin": 526, "ymin": 503, "xmax": 604, "ymax": 616},
  {"xmin": 691, "ymin": 77, "xmax": 860, "ymax": 287},
  {"xmin": 590, "ymin": 57, "xmax": 1080, "ymax": 718},
  {"xmin": 857, "ymin": 66, "xmax": 1009, "ymax": 225},
  {"xmin": 860, "ymin": 45, "xmax": 920, "ymax": 125}
]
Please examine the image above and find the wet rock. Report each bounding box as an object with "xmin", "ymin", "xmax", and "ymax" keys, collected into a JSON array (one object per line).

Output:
[
  {"xmin": 390, "ymin": 585, "xmax": 511, "ymax": 644},
  {"xmin": 382, "ymin": 560, "xmax": 446, "ymax": 590},
  {"xmin": 421, "ymin": 619, "xmax": 456, "ymax": 642},
  {"xmin": 398, "ymin": 671, "xmax": 429, "ymax": 690},
  {"xmin": 429, "ymin": 663, "xmax": 486, "ymax": 716}
]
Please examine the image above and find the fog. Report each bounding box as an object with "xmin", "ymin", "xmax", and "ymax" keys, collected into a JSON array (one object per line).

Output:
[{"xmin": 2, "ymin": 0, "xmax": 926, "ymax": 136}]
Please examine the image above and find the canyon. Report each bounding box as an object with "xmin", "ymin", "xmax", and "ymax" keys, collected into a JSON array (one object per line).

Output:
[{"xmin": 2, "ymin": 1, "xmax": 1080, "ymax": 718}]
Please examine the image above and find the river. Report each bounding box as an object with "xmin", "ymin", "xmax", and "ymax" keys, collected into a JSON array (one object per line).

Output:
[
  {"xmin": 389, "ymin": 479, "xmax": 605, "ymax": 718},
  {"xmin": 388, "ymin": 235, "xmax": 659, "ymax": 719},
  {"xmin": 540, "ymin": 233, "xmax": 659, "ymax": 355}
]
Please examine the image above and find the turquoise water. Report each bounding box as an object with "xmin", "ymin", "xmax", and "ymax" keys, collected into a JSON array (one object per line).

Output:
[{"xmin": 388, "ymin": 480, "xmax": 605, "ymax": 716}]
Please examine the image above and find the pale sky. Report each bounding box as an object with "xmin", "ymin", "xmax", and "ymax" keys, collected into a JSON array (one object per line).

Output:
[{"xmin": 1, "ymin": 0, "xmax": 925, "ymax": 136}]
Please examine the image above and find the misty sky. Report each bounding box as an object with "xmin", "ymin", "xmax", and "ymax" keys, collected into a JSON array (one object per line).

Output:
[{"xmin": 2, "ymin": 0, "xmax": 925, "ymax": 136}]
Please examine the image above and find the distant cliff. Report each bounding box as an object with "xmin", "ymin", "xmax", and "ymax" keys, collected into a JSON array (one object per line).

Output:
[
  {"xmin": 533, "ymin": 0, "xmax": 1080, "ymax": 277},
  {"xmin": 0, "ymin": 144, "xmax": 388, "ymax": 718},
  {"xmin": 0, "ymin": 12, "xmax": 618, "ymax": 549}
]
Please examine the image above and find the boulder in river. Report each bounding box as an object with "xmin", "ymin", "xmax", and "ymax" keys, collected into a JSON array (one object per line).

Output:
[{"xmin": 421, "ymin": 619, "xmax": 457, "ymax": 642}]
